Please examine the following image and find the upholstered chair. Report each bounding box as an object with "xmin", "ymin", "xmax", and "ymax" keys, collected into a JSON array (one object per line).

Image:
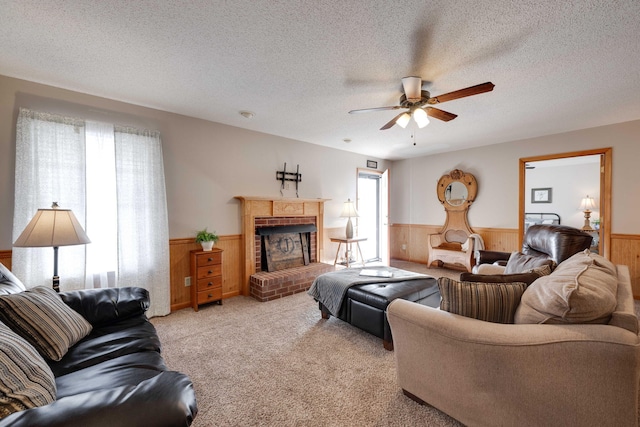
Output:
[{"xmin": 473, "ymin": 224, "xmax": 593, "ymax": 275}]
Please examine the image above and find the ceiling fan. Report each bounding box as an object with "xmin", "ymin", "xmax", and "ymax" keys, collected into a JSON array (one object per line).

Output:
[{"xmin": 349, "ymin": 77, "xmax": 495, "ymax": 130}]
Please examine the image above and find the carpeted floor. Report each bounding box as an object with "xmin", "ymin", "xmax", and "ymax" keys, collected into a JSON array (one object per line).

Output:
[
  {"xmin": 152, "ymin": 262, "xmax": 640, "ymax": 426},
  {"xmin": 151, "ymin": 262, "xmax": 464, "ymax": 426}
]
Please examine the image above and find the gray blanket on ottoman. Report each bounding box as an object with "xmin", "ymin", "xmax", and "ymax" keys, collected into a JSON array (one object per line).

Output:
[{"xmin": 307, "ymin": 266, "xmax": 430, "ymax": 316}]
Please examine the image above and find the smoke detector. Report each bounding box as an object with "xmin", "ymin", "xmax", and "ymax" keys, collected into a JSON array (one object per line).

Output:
[{"xmin": 239, "ymin": 111, "xmax": 255, "ymax": 119}]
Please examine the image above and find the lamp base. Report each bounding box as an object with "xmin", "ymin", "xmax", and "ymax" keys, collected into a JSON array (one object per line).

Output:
[
  {"xmin": 582, "ymin": 210, "xmax": 593, "ymax": 231},
  {"xmin": 345, "ymin": 218, "xmax": 354, "ymax": 239},
  {"xmin": 53, "ymin": 275, "xmax": 60, "ymax": 293}
]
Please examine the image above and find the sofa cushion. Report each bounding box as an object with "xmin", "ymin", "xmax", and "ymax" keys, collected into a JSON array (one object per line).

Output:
[
  {"xmin": 514, "ymin": 250, "xmax": 618, "ymax": 324},
  {"xmin": 504, "ymin": 252, "xmax": 556, "ymax": 274},
  {"xmin": 0, "ymin": 322, "xmax": 56, "ymax": 418},
  {"xmin": 0, "ymin": 287, "xmax": 92, "ymax": 361},
  {"xmin": 438, "ymin": 277, "xmax": 527, "ymax": 324},
  {"xmin": 48, "ymin": 315, "xmax": 162, "ymax": 377}
]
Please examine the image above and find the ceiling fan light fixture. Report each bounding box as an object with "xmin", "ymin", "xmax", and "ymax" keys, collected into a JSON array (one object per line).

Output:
[
  {"xmin": 413, "ymin": 108, "xmax": 430, "ymax": 128},
  {"xmin": 396, "ymin": 113, "xmax": 411, "ymax": 128},
  {"xmin": 401, "ymin": 76, "xmax": 422, "ymax": 102}
]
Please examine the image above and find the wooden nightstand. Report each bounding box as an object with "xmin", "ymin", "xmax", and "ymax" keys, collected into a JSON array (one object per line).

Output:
[{"xmin": 190, "ymin": 248, "xmax": 223, "ymax": 311}]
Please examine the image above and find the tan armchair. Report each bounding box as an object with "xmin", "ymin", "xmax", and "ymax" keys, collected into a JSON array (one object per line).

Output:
[{"xmin": 387, "ymin": 265, "xmax": 640, "ymax": 426}]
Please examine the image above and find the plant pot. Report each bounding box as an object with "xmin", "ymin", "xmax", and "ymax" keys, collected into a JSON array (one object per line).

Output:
[{"xmin": 200, "ymin": 241, "xmax": 214, "ymax": 251}]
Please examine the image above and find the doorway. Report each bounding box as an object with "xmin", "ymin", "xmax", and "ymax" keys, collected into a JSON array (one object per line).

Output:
[
  {"xmin": 519, "ymin": 148, "xmax": 611, "ymax": 258},
  {"xmin": 357, "ymin": 169, "xmax": 389, "ymax": 265}
]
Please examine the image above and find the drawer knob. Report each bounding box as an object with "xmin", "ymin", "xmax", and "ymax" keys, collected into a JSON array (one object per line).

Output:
[
  {"xmin": 208, "ymin": 270, "xmax": 213, "ymax": 274},
  {"xmin": 207, "ymin": 294, "xmax": 213, "ymax": 298},
  {"xmin": 207, "ymin": 282, "xmax": 212, "ymax": 287},
  {"xmin": 207, "ymin": 257, "xmax": 213, "ymax": 262}
]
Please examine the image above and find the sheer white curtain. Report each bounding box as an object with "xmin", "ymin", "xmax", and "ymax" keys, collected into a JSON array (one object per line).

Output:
[
  {"xmin": 13, "ymin": 109, "xmax": 88, "ymax": 289},
  {"xmin": 13, "ymin": 108, "xmax": 170, "ymax": 317}
]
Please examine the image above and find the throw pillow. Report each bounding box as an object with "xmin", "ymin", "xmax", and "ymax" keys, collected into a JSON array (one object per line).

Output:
[
  {"xmin": 438, "ymin": 277, "xmax": 527, "ymax": 324},
  {"xmin": 460, "ymin": 264, "xmax": 551, "ymax": 286},
  {"xmin": 0, "ymin": 321, "xmax": 56, "ymax": 418},
  {"xmin": 514, "ymin": 250, "xmax": 618, "ymax": 324},
  {"xmin": 0, "ymin": 286, "xmax": 92, "ymax": 361},
  {"xmin": 504, "ymin": 252, "xmax": 556, "ymax": 274}
]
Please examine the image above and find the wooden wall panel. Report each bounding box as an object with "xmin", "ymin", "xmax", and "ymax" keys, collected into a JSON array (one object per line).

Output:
[
  {"xmin": 390, "ymin": 224, "xmax": 520, "ymax": 265},
  {"xmin": 610, "ymin": 234, "xmax": 640, "ymax": 298},
  {"xmin": 0, "ymin": 250, "xmax": 11, "ymax": 270},
  {"xmin": 169, "ymin": 235, "xmax": 242, "ymax": 312}
]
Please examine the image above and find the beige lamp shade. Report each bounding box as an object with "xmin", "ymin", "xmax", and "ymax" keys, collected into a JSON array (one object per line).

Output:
[
  {"xmin": 340, "ymin": 199, "xmax": 359, "ymax": 218},
  {"xmin": 579, "ymin": 195, "xmax": 597, "ymax": 211},
  {"xmin": 14, "ymin": 204, "xmax": 91, "ymax": 248}
]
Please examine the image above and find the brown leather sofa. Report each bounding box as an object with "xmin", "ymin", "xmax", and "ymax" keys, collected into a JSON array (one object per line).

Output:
[
  {"xmin": 0, "ymin": 265, "xmax": 197, "ymax": 426},
  {"xmin": 473, "ymin": 224, "xmax": 593, "ymax": 274}
]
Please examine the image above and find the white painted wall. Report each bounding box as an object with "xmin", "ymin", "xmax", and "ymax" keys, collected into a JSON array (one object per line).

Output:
[
  {"xmin": 390, "ymin": 119, "xmax": 640, "ymax": 235},
  {"xmin": 525, "ymin": 161, "xmax": 600, "ymax": 229},
  {"xmin": 0, "ymin": 75, "xmax": 389, "ymax": 248}
]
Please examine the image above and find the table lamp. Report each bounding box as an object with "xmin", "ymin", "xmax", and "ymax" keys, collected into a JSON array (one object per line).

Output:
[
  {"xmin": 340, "ymin": 199, "xmax": 359, "ymax": 239},
  {"xmin": 13, "ymin": 202, "xmax": 91, "ymax": 292},
  {"xmin": 578, "ymin": 195, "xmax": 597, "ymax": 231}
]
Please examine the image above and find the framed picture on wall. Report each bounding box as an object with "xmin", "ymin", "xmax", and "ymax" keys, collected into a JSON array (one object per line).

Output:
[
  {"xmin": 531, "ymin": 187, "xmax": 552, "ymax": 203},
  {"xmin": 366, "ymin": 160, "xmax": 378, "ymax": 169}
]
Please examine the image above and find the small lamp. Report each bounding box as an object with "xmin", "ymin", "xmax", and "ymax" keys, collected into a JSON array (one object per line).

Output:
[
  {"xmin": 340, "ymin": 199, "xmax": 359, "ymax": 239},
  {"xmin": 578, "ymin": 195, "xmax": 597, "ymax": 231},
  {"xmin": 13, "ymin": 202, "xmax": 91, "ymax": 292}
]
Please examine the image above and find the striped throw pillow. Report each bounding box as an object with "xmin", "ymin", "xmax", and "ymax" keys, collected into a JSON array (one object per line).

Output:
[
  {"xmin": 0, "ymin": 321, "xmax": 56, "ymax": 418},
  {"xmin": 0, "ymin": 286, "xmax": 92, "ymax": 361},
  {"xmin": 438, "ymin": 277, "xmax": 527, "ymax": 324}
]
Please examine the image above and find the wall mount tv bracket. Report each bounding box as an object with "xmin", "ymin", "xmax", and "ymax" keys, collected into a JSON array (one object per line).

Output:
[{"xmin": 276, "ymin": 163, "xmax": 302, "ymax": 197}]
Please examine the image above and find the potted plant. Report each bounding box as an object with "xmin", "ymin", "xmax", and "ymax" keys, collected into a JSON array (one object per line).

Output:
[{"xmin": 195, "ymin": 228, "xmax": 219, "ymax": 251}]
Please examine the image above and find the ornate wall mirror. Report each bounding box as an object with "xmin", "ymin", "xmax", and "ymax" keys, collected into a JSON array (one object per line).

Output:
[{"xmin": 519, "ymin": 148, "xmax": 611, "ymax": 258}]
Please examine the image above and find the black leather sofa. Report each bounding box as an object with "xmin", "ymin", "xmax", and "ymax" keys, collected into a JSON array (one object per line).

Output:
[{"xmin": 0, "ymin": 269, "xmax": 197, "ymax": 426}]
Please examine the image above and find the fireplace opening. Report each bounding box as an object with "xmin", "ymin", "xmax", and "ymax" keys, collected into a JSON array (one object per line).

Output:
[{"xmin": 257, "ymin": 224, "xmax": 317, "ymax": 272}]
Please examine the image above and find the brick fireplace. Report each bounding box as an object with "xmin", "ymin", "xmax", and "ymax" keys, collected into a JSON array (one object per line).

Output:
[{"xmin": 235, "ymin": 197, "xmax": 333, "ymax": 301}]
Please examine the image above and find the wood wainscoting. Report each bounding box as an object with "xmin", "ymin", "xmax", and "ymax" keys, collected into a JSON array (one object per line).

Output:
[
  {"xmin": 0, "ymin": 250, "xmax": 11, "ymax": 270},
  {"xmin": 390, "ymin": 224, "xmax": 520, "ymax": 264},
  {"xmin": 390, "ymin": 224, "xmax": 640, "ymax": 298},
  {"xmin": 169, "ymin": 235, "xmax": 242, "ymax": 312},
  {"xmin": 2, "ymin": 230, "xmax": 639, "ymax": 307}
]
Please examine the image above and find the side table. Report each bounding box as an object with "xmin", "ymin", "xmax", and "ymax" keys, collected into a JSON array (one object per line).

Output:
[{"xmin": 330, "ymin": 237, "xmax": 367, "ymax": 267}]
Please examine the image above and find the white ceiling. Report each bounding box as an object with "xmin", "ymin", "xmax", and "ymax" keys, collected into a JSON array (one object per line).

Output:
[{"xmin": 1, "ymin": 1, "xmax": 639, "ymax": 160}]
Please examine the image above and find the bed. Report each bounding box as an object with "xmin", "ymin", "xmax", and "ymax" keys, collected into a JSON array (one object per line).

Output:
[{"xmin": 524, "ymin": 212, "xmax": 560, "ymax": 232}]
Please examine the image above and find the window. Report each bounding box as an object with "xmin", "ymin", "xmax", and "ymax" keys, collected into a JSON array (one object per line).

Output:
[{"xmin": 13, "ymin": 109, "xmax": 170, "ymax": 317}]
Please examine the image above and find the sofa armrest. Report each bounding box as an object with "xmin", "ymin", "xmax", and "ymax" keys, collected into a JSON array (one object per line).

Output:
[
  {"xmin": 60, "ymin": 287, "xmax": 150, "ymax": 326},
  {"xmin": 475, "ymin": 249, "xmax": 510, "ymax": 265},
  {"xmin": 387, "ymin": 299, "xmax": 640, "ymax": 427},
  {"xmin": 0, "ymin": 371, "xmax": 197, "ymax": 427}
]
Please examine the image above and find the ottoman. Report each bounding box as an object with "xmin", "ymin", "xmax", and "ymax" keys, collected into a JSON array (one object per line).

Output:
[{"xmin": 319, "ymin": 276, "xmax": 440, "ymax": 350}]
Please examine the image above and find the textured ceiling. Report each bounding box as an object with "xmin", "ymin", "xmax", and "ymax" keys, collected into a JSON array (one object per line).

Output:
[{"xmin": 1, "ymin": 1, "xmax": 639, "ymax": 160}]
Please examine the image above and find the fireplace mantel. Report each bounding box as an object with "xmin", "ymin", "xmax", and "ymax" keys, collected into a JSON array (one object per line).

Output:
[{"xmin": 235, "ymin": 196, "xmax": 329, "ymax": 295}]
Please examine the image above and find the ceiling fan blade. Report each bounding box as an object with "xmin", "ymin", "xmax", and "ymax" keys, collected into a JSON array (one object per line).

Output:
[
  {"xmin": 380, "ymin": 112, "xmax": 407, "ymax": 130},
  {"xmin": 429, "ymin": 82, "xmax": 495, "ymax": 104},
  {"xmin": 401, "ymin": 76, "xmax": 422, "ymax": 101},
  {"xmin": 349, "ymin": 106, "xmax": 401, "ymax": 114},
  {"xmin": 426, "ymin": 107, "xmax": 457, "ymax": 122}
]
